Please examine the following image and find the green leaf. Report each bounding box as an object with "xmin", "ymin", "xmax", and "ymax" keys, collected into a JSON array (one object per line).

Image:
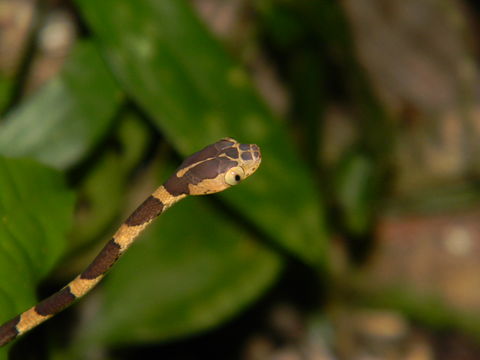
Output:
[
  {"xmin": 77, "ymin": 197, "xmax": 281, "ymax": 346},
  {"xmin": 0, "ymin": 41, "xmax": 122, "ymax": 170},
  {"xmin": 0, "ymin": 157, "xmax": 75, "ymax": 351},
  {"xmin": 75, "ymin": 0, "xmax": 328, "ymax": 267}
]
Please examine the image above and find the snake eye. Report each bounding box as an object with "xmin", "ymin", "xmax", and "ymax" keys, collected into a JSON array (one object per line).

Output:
[{"xmin": 224, "ymin": 166, "xmax": 245, "ymax": 186}]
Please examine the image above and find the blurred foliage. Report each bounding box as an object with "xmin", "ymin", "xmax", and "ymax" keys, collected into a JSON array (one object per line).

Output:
[
  {"xmin": 1, "ymin": 0, "xmax": 479, "ymax": 358},
  {"xmin": 0, "ymin": 158, "xmax": 74, "ymax": 356},
  {"xmin": 0, "ymin": 0, "xmax": 329, "ymax": 357},
  {"xmin": 0, "ymin": 41, "xmax": 122, "ymax": 169}
]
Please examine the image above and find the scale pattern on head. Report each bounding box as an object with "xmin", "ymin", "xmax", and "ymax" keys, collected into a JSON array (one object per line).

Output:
[{"xmin": 164, "ymin": 137, "xmax": 261, "ymax": 196}]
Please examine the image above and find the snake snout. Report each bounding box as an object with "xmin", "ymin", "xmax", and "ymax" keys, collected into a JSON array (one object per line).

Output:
[{"xmin": 251, "ymin": 144, "xmax": 261, "ymax": 160}]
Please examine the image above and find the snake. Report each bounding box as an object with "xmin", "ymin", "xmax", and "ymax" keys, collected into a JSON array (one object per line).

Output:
[{"xmin": 0, "ymin": 137, "xmax": 261, "ymax": 347}]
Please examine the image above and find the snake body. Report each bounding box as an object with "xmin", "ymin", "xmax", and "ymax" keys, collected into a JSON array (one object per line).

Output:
[{"xmin": 0, "ymin": 138, "xmax": 261, "ymax": 347}]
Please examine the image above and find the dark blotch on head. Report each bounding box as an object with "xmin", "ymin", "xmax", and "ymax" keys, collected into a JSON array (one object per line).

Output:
[
  {"xmin": 180, "ymin": 144, "xmax": 218, "ymax": 169},
  {"xmin": 224, "ymin": 148, "xmax": 239, "ymax": 158},
  {"xmin": 35, "ymin": 287, "xmax": 76, "ymax": 317},
  {"xmin": 180, "ymin": 139, "xmax": 235, "ymax": 169},
  {"xmin": 241, "ymin": 152, "xmax": 252, "ymax": 161},
  {"xmin": 187, "ymin": 157, "xmax": 237, "ymax": 182},
  {"xmin": 125, "ymin": 196, "xmax": 164, "ymax": 226},
  {"xmin": 217, "ymin": 138, "xmax": 235, "ymax": 147},
  {"xmin": 187, "ymin": 159, "xmax": 220, "ymax": 181},
  {"xmin": 81, "ymin": 239, "xmax": 121, "ymax": 279},
  {"xmin": 0, "ymin": 315, "xmax": 20, "ymax": 346},
  {"xmin": 218, "ymin": 157, "xmax": 239, "ymax": 173}
]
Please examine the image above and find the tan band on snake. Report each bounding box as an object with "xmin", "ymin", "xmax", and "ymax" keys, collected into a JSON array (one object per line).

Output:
[{"xmin": 0, "ymin": 137, "xmax": 261, "ymax": 347}]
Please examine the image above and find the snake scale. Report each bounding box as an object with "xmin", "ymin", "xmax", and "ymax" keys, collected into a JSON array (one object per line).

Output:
[{"xmin": 0, "ymin": 138, "xmax": 261, "ymax": 347}]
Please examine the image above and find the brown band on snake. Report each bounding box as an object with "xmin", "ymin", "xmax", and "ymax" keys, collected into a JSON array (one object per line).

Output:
[
  {"xmin": 34, "ymin": 287, "xmax": 76, "ymax": 317},
  {"xmin": 0, "ymin": 316, "xmax": 20, "ymax": 347},
  {"xmin": 124, "ymin": 196, "xmax": 164, "ymax": 226},
  {"xmin": 80, "ymin": 239, "xmax": 122, "ymax": 280},
  {"xmin": 0, "ymin": 137, "xmax": 261, "ymax": 347}
]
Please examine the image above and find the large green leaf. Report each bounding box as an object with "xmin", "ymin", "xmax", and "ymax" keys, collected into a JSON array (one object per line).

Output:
[
  {"xmin": 0, "ymin": 41, "xmax": 122, "ymax": 170},
  {"xmin": 75, "ymin": 0, "xmax": 328, "ymax": 267},
  {"xmin": 76, "ymin": 196, "xmax": 281, "ymax": 347},
  {"xmin": 0, "ymin": 157, "xmax": 75, "ymax": 353}
]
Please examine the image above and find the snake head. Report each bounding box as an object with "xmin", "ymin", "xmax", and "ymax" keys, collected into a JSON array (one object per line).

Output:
[{"xmin": 164, "ymin": 137, "xmax": 262, "ymax": 196}]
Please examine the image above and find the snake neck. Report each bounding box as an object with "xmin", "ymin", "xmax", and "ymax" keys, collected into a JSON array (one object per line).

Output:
[{"xmin": 112, "ymin": 186, "xmax": 186, "ymax": 252}]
